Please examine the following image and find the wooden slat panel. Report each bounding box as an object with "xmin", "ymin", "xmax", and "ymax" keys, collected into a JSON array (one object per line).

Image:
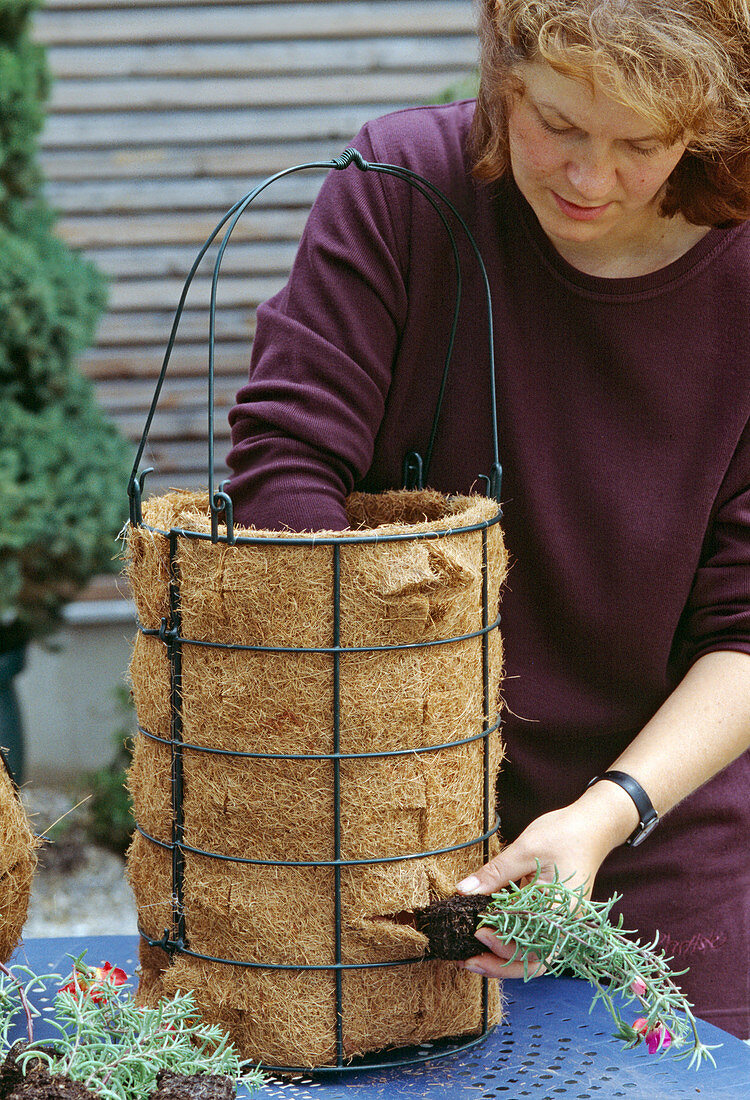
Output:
[
  {"xmin": 46, "ymin": 36, "xmax": 476, "ymax": 79},
  {"xmin": 57, "ymin": 210, "xmax": 310, "ymax": 247},
  {"xmin": 86, "ymin": 241, "xmax": 298, "ymax": 278},
  {"xmin": 50, "ymin": 70, "xmax": 467, "ymax": 113},
  {"xmin": 136, "ymin": 438, "xmax": 229, "ymax": 474},
  {"xmin": 97, "ymin": 374, "xmax": 241, "ymax": 411},
  {"xmin": 115, "ymin": 407, "xmax": 232, "ymax": 441},
  {"xmin": 45, "ymin": 0, "xmax": 389, "ymax": 8},
  {"xmin": 109, "ymin": 274, "xmax": 286, "ymax": 310},
  {"xmin": 46, "ymin": 0, "xmax": 370, "ymax": 6},
  {"xmin": 96, "ymin": 310, "xmax": 255, "ymax": 345},
  {"xmin": 41, "ymin": 141, "xmax": 353, "ymax": 182},
  {"xmin": 40, "ymin": 103, "xmax": 407, "ymax": 149},
  {"xmin": 143, "ymin": 471, "xmax": 217, "ymax": 495},
  {"xmin": 81, "ymin": 343, "xmax": 251, "ymax": 380},
  {"xmin": 34, "ymin": 3, "xmax": 474, "ymax": 46},
  {"xmin": 33, "ymin": 0, "xmax": 477, "ymax": 543},
  {"xmin": 46, "ymin": 173, "xmax": 324, "ymax": 213}
]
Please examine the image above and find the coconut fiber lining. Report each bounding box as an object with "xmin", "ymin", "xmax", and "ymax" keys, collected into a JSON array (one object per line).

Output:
[
  {"xmin": 0, "ymin": 760, "xmax": 37, "ymax": 962},
  {"xmin": 126, "ymin": 488, "xmax": 508, "ymax": 1067}
]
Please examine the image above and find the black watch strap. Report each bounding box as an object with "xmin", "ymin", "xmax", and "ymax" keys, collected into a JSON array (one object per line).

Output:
[{"xmin": 586, "ymin": 770, "xmax": 659, "ymax": 847}]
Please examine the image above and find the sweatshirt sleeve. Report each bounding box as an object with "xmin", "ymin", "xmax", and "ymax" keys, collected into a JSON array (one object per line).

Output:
[
  {"xmin": 226, "ymin": 126, "xmax": 408, "ymax": 532},
  {"xmin": 675, "ymin": 418, "xmax": 750, "ymax": 668}
]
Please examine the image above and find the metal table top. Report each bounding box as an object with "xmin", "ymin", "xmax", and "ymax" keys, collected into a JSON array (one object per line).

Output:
[{"xmin": 8, "ymin": 936, "xmax": 750, "ymax": 1099}]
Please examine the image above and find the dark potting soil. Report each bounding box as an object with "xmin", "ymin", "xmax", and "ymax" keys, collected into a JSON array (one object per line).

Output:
[
  {"xmin": 0, "ymin": 1046, "xmax": 98, "ymax": 1100},
  {"xmin": 0, "ymin": 1044, "xmax": 97, "ymax": 1100},
  {"xmin": 0, "ymin": 1048, "xmax": 235, "ymax": 1100},
  {"xmin": 151, "ymin": 1070, "xmax": 236, "ymax": 1100},
  {"xmin": 0, "ymin": 1043, "xmax": 26, "ymax": 1097},
  {"xmin": 0, "ymin": 1075, "xmax": 97, "ymax": 1100},
  {"xmin": 413, "ymin": 894, "xmax": 492, "ymax": 959}
]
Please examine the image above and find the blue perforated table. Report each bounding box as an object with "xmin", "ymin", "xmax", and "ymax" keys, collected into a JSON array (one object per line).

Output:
[{"xmin": 8, "ymin": 936, "xmax": 750, "ymax": 1099}]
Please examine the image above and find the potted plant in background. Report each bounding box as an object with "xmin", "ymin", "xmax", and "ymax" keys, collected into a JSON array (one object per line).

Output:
[{"xmin": 0, "ymin": 0, "xmax": 131, "ymax": 783}]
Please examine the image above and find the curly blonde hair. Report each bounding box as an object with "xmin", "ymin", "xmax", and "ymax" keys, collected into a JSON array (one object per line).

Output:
[{"xmin": 471, "ymin": 0, "xmax": 750, "ymax": 226}]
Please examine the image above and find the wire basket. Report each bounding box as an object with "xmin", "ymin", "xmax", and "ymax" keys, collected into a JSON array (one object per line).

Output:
[{"xmin": 125, "ymin": 149, "xmax": 507, "ymax": 1072}]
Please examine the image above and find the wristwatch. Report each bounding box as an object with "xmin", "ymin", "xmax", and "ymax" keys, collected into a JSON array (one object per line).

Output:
[{"xmin": 586, "ymin": 770, "xmax": 659, "ymax": 847}]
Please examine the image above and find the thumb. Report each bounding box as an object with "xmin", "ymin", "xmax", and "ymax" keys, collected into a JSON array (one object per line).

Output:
[{"xmin": 456, "ymin": 845, "xmax": 543, "ymax": 896}]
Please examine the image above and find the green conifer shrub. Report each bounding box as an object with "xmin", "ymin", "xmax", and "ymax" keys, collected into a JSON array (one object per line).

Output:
[{"xmin": 0, "ymin": 0, "xmax": 131, "ymax": 652}]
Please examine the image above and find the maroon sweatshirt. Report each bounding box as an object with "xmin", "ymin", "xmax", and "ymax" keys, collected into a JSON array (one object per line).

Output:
[{"xmin": 228, "ymin": 102, "xmax": 750, "ymax": 1036}]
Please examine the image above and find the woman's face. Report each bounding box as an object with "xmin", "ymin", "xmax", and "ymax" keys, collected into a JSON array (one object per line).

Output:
[{"xmin": 506, "ymin": 61, "xmax": 689, "ymax": 257}]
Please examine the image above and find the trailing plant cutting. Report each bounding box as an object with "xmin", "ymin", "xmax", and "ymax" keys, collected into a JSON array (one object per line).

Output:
[{"xmin": 454, "ymin": 867, "xmax": 719, "ymax": 1069}]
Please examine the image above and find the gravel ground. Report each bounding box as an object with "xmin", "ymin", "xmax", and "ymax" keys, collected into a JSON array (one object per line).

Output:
[{"xmin": 19, "ymin": 785, "xmax": 138, "ymax": 938}]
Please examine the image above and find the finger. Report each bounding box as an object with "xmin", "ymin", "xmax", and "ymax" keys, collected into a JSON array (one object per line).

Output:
[
  {"xmin": 459, "ymin": 952, "xmax": 547, "ymax": 981},
  {"xmin": 456, "ymin": 847, "xmax": 543, "ymax": 896},
  {"xmin": 473, "ymin": 927, "xmax": 514, "ymax": 956},
  {"xmin": 474, "ymin": 928, "xmax": 546, "ymax": 974}
]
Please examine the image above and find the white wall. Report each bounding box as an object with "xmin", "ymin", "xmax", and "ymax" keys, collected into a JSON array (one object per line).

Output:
[{"xmin": 16, "ymin": 599, "xmax": 137, "ymax": 785}]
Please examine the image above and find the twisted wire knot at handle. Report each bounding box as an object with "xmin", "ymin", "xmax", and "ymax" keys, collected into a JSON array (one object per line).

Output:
[{"xmin": 331, "ymin": 147, "xmax": 369, "ymax": 171}]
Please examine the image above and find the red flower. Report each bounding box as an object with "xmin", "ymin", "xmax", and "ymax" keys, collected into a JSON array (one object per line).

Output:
[
  {"xmin": 94, "ymin": 962, "xmax": 127, "ymax": 988},
  {"xmin": 60, "ymin": 961, "xmax": 128, "ymax": 1003},
  {"xmin": 633, "ymin": 1017, "xmax": 673, "ymax": 1054}
]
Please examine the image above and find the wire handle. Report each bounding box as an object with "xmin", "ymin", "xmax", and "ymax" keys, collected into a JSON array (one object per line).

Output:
[{"xmin": 127, "ymin": 148, "xmax": 502, "ymax": 538}]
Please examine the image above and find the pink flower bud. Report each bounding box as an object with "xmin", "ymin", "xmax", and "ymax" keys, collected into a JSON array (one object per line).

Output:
[
  {"xmin": 645, "ymin": 1024, "xmax": 673, "ymax": 1055},
  {"xmin": 632, "ymin": 1017, "xmax": 673, "ymax": 1054},
  {"xmin": 630, "ymin": 979, "xmax": 647, "ymax": 997}
]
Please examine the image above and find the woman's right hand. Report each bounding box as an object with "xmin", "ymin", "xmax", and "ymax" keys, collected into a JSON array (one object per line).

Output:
[{"xmin": 454, "ymin": 784, "xmax": 639, "ymax": 979}]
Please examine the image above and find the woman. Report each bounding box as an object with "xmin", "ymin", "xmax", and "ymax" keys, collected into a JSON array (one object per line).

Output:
[{"xmin": 227, "ymin": 0, "xmax": 750, "ymax": 1037}]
